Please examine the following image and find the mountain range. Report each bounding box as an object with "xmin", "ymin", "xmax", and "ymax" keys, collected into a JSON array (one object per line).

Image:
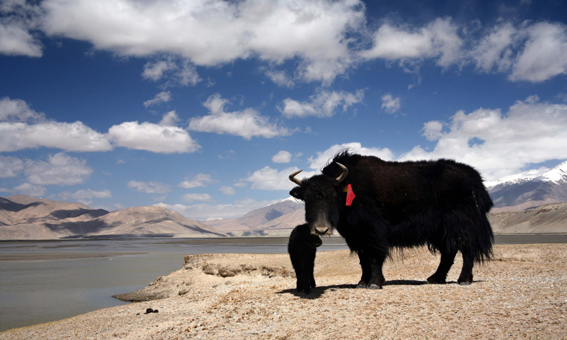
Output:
[
  {"xmin": 486, "ymin": 160, "xmax": 567, "ymax": 212},
  {"xmin": 2, "ymin": 161, "xmax": 567, "ymax": 240},
  {"xmin": 0, "ymin": 195, "xmax": 225, "ymax": 240}
]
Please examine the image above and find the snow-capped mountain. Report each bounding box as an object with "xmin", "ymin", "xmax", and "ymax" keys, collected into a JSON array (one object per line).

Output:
[{"xmin": 486, "ymin": 161, "xmax": 567, "ymax": 211}]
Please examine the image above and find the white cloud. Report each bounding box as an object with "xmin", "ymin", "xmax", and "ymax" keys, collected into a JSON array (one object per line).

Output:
[
  {"xmin": 127, "ymin": 180, "xmax": 171, "ymax": 194},
  {"xmin": 381, "ymin": 94, "xmax": 401, "ymax": 114},
  {"xmin": 0, "ymin": 97, "xmax": 45, "ymax": 122},
  {"xmin": 182, "ymin": 193, "xmax": 212, "ymax": 203},
  {"xmin": 142, "ymin": 59, "xmax": 200, "ymax": 86},
  {"xmin": 265, "ymin": 70, "xmax": 294, "ymax": 88},
  {"xmin": 360, "ymin": 18, "xmax": 463, "ymax": 67},
  {"xmin": 142, "ymin": 60, "xmax": 176, "ymax": 81},
  {"xmin": 510, "ymin": 22, "xmax": 567, "ymax": 82},
  {"xmin": 0, "ymin": 1, "xmax": 43, "ymax": 57},
  {"xmin": 58, "ymin": 189, "xmax": 112, "ymax": 205},
  {"xmin": 179, "ymin": 173, "xmax": 215, "ymax": 189},
  {"xmin": 272, "ymin": 150, "xmax": 292, "ymax": 163},
  {"xmin": 144, "ymin": 91, "xmax": 171, "ymax": 108},
  {"xmin": 107, "ymin": 121, "xmax": 200, "ymax": 153},
  {"xmin": 244, "ymin": 166, "xmax": 317, "ymax": 191},
  {"xmin": 0, "ymin": 155, "xmax": 24, "ymax": 178},
  {"xmin": 470, "ymin": 22, "xmax": 517, "ymax": 73},
  {"xmin": 0, "ymin": 121, "xmax": 112, "ymax": 152},
  {"xmin": 24, "ymin": 153, "xmax": 93, "ymax": 186},
  {"xmin": 40, "ymin": 0, "xmax": 364, "ymax": 84},
  {"xmin": 280, "ymin": 89, "xmax": 365, "ymax": 118},
  {"xmin": 159, "ymin": 111, "xmax": 179, "ymax": 126},
  {"xmin": 156, "ymin": 198, "xmax": 281, "ymax": 220},
  {"xmin": 219, "ymin": 186, "xmax": 236, "ymax": 195},
  {"xmin": 0, "ymin": 98, "xmax": 111, "ymax": 152},
  {"xmin": 13, "ymin": 183, "xmax": 46, "ymax": 196},
  {"xmin": 308, "ymin": 142, "xmax": 394, "ymax": 170},
  {"xmin": 188, "ymin": 93, "xmax": 291, "ymax": 140},
  {"xmin": 401, "ymin": 97, "xmax": 567, "ymax": 180}
]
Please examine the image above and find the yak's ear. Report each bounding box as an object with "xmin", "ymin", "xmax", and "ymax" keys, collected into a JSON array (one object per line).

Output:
[{"xmin": 289, "ymin": 187, "xmax": 305, "ymax": 201}]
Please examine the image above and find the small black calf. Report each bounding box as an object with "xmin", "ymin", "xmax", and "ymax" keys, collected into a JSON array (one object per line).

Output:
[{"xmin": 288, "ymin": 223, "xmax": 322, "ymax": 294}]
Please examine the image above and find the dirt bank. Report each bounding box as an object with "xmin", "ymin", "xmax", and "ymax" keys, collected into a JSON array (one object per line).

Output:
[{"xmin": 1, "ymin": 244, "xmax": 566, "ymax": 339}]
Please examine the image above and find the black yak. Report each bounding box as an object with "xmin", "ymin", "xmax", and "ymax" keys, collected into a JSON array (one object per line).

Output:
[
  {"xmin": 288, "ymin": 223, "xmax": 322, "ymax": 294},
  {"xmin": 289, "ymin": 151, "xmax": 494, "ymax": 288}
]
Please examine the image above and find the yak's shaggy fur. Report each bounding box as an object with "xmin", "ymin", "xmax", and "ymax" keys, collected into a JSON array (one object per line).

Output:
[
  {"xmin": 288, "ymin": 223, "xmax": 322, "ymax": 294},
  {"xmin": 290, "ymin": 151, "xmax": 494, "ymax": 288}
]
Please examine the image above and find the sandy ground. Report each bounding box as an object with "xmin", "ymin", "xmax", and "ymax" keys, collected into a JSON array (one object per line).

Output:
[{"xmin": 1, "ymin": 244, "xmax": 566, "ymax": 340}]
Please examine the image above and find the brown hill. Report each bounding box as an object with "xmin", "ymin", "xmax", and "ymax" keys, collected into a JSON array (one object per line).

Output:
[
  {"xmin": 205, "ymin": 199, "xmax": 304, "ymax": 236},
  {"xmin": 206, "ymin": 199, "xmax": 567, "ymax": 236},
  {"xmin": 0, "ymin": 195, "xmax": 225, "ymax": 240},
  {"xmin": 488, "ymin": 202, "xmax": 567, "ymax": 234}
]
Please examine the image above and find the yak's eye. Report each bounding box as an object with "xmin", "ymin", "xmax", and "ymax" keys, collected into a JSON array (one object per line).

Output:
[{"xmin": 289, "ymin": 187, "xmax": 304, "ymax": 200}]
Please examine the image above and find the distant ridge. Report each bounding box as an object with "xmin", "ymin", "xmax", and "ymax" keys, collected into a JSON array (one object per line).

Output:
[
  {"xmin": 205, "ymin": 198, "xmax": 304, "ymax": 236},
  {"xmin": 486, "ymin": 160, "xmax": 567, "ymax": 211},
  {"xmin": 0, "ymin": 195, "xmax": 226, "ymax": 240}
]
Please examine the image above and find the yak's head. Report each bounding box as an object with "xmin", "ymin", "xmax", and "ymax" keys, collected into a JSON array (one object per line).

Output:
[{"xmin": 289, "ymin": 163, "xmax": 348, "ymax": 236}]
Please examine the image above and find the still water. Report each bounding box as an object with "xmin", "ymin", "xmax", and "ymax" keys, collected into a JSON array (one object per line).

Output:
[{"xmin": 1, "ymin": 235, "xmax": 566, "ymax": 332}]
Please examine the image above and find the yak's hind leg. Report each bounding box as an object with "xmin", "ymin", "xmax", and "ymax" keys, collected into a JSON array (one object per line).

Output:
[
  {"xmin": 457, "ymin": 251, "xmax": 475, "ymax": 285},
  {"xmin": 427, "ymin": 247, "xmax": 457, "ymax": 284}
]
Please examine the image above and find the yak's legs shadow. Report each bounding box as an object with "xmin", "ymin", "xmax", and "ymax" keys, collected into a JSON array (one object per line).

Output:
[{"xmin": 277, "ymin": 280, "xmax": 434, "ymax": 299}]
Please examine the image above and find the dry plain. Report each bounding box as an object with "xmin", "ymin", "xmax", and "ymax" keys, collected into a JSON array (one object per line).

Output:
[{"xmin": 1, "ymin": 243, "xmax": 566, "ymax": 340}]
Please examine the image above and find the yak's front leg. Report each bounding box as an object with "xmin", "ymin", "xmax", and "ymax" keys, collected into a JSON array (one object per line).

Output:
[
  {"xmin": 356, "ymin": 250, "xmax": 372, "ymax": 288},
  {"xmin": 367, "ymin": 253, "xmax": 386, "ymax": 289}
]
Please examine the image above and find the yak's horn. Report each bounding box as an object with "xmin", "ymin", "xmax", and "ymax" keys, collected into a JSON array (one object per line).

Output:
[
  {"xmin": 289, "ymin": 170, "xmax": 303, "ymax": 185},
  {"xmin": 336, "ymin": 163, "xmax": 348, "ymax": 183}
]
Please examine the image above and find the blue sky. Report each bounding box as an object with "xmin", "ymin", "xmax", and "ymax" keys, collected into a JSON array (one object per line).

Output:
[{"xmin": 1, "ymin": 0, "xmax": 567, "ymax": 220}]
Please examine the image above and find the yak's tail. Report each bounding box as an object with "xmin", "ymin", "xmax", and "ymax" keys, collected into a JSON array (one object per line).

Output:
[{"xmin": 469, "ymin": 184, "xmax": 494, "ymax": 262}]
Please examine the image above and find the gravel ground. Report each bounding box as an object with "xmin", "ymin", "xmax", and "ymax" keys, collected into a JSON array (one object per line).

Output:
[{"xmin": 1, "ymin": 244, "xmax": 566, "ymax": 340}]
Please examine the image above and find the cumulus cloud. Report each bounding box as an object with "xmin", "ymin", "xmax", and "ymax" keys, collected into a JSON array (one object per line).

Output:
[
  {"xmin": 0, "ymin": 98, "xmax": 111, "ymax": 152},
  {"xmin": 58, "ymin": 189, "xmax": 112, "ymax": 205},
  {"xmin": 280, "ymin": 89, "xmax": 365, "ymax": 118},
  {"xmin": 510, "ymin": 22, "xmax": 567, "ymax": 82},
  {"xmin": 0, "ymin": 155, "xmax": 24, "ymax": 178},
  {"xmin": 381, "ymin": 94, "xmax": 401, "ymax": 114},
  {"xmin": 13, "ymin": 183, "xmax": 46, "ymax": 196},
  {"xmin": 360, "ymin": 18, "xmax": 463, "ymax": 67},
  {"xmin": 182, "ymin": 193, "xmax": 212, "ymax": 203},
  {"xmin": 401, "ymin": 97, "xmax": 567, "ymax": 179},
  {"xmin": 308, "ymin": 142, "xmax": 394, "ymax": 171},
  {"xmin": 272, "ymin": 151, "xmax": 292, "ymax": 163},
  {"xmin": 219, "ymin": 186, "xmax": 236, "ymax": 195},
  {"xmin": 38, "ymin": 0, "xmax": 364, "ymax": 84},
  {"xmin": 127, "ymin": 180, "xmax": 171, "ymax": 194},
  {"xmin": 24, "ymin": 153, "xmax": 93, "ymax": 186},
  {"xmin": 0, "ymin": 97, "xmax": 45, "ymax": 122},
  {"xmin": 471, "ymin": 21, "xmax": 567, "ymax": 82},
  {"xmin": 144, "ymin": 91, "xmax": 172, "ymax": 108},
  {"xmin": 158, "ymin": 111, "xmax": 179, "ymax": 126},
  {"xmin": 0, "ymin": 1, "xmax": 43, "ymax": 57},
  {"xmin": 108, "ymin": 121, "xmax": 200, "ymax": 153},
  {"xmin": 142, "ymin": 59, "xmax": 200, "ymax": 86},
  {"xmin": 178, "ymin": 173, "xmax": 215, "ymax": 189},
  {"xmin": 188, "ymin": 93, "xmax": 290, "ymax": 140},
  {"xmin": 156, "ymin": 198, "xmax": 281, "ymax": 221},
  {"xmin": 0, "ymin": 121, "xmax": 113, "ymax": 152},
  {"xmin": 244, "ymin": 166, "xmax": 318, "ymax": 191}
]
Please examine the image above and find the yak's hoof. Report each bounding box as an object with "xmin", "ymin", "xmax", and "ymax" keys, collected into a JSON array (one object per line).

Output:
[
  {"xmin": 427, "ymin": 276, "xmax": 447, "ymax": 284},
  {"xmin": 458, "ymin": 281, "xmax": 472, "ymax": 286},
  {"xmin": 356, "ymin": 281, "xmax": 367, "ymax": 288},
  {"xmin": 367, "ymin": 283, "xmax": 382, "ymax": 289}
]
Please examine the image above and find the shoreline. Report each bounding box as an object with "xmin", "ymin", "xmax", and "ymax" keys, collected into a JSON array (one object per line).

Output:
[{"xmin": 1, "ymin": 243, "xmax": 566, "ymax": 339}]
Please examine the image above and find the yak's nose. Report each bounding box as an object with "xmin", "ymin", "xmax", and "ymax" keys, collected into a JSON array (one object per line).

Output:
[
  {"xmin": 313, "ymin": 225, "xmax": 330, "ymax": 236},
  {"xmin": 314, "ymin": 227, "xmax": 329, "ymax": 235}
]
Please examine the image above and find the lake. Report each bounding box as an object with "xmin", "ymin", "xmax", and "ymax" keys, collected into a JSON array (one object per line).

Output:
[{"xmin": 1, "ymin": 235, "xmax": 566, "ymax": 332}]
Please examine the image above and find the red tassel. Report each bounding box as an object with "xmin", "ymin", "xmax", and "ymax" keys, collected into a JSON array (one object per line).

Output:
[{"xmin": 346, "ymin": 184, "xmax": 356, "ymax": 206}]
